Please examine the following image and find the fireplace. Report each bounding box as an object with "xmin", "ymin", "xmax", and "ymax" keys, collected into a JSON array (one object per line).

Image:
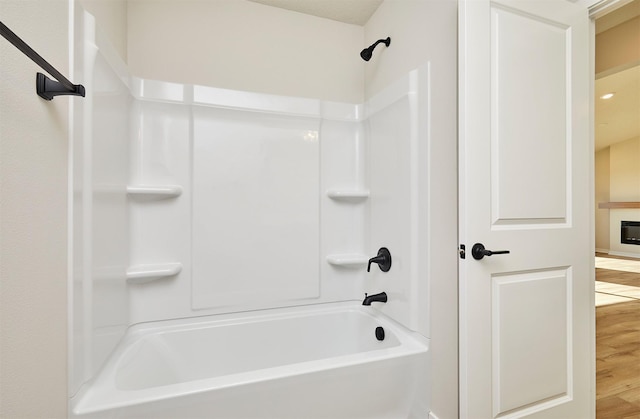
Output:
[{"xmin": 621, "ymin": 221, "xmax": 640, "ymax": 245}]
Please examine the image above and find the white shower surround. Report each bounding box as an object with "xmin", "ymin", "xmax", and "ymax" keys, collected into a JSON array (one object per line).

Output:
[
  {"xmin": 124, "ymin": 70, "xmax": 430, "ymax": 325},
  {"xmin": 71, "ymin": 9, "xmax": 431, "ymax": 417}
]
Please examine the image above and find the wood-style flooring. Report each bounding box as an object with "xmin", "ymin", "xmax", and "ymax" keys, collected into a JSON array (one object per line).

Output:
[{"xmin": 596, "ymin": 254, "xmax": 640, "ymax": 419}]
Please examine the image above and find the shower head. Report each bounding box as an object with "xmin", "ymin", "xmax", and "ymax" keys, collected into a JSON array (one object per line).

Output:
[{"xmin": 360, "ymin": 37, "xmax": 391, "ymax": 61}]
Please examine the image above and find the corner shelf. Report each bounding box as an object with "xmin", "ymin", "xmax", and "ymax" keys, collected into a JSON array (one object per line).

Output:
[
  {"xmin": 326, "ymin": 189, "xmax": 369, "ymax": 202},
  {"xmin": 127, "ymin": 185, "xmax": 183, "ymax": 199},
  {"xmin": 126, "ymin": 262, "xmax": 182, "ymax": 284},
  {"xmin": 326, "ymin": 254, "xmax": 368, "ymax": 268}
]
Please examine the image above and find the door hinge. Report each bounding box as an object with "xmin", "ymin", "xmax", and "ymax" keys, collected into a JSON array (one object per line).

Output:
[{"xmin": 459, "ymin": 244, "xmax": 466, "ymax": 259}]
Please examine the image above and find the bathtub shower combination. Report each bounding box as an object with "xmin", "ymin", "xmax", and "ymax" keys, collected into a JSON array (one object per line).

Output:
[{"xmin": 71, "ymin": 9, "xmax": 432, "ymax": 419}]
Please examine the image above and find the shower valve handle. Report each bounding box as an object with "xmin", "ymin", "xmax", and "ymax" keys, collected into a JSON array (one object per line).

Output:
[{"xmin": 367, "ymin": 247, "xmax": 392, "ymax": 272}]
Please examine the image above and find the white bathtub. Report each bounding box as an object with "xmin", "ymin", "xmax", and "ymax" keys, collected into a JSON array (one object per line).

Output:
[{"xmin": 71, "ymin": 302, "xmax": 430, "ymax": 418}]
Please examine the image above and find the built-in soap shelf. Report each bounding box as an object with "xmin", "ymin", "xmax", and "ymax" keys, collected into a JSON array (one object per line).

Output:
[
  {"xmin": 326, "ymin": 254, "xmax": 368, "ymax": 268},
  {"xmin": 126, "ymin": 262, "xmax": 182, "ymax": 284},
  {"xmin": 326, "ymin": 189, "xmax": 369, "ymax": 202},
  {"xmin": 127, "ymin": 185, "xmax": 183, "ymax": 199}
]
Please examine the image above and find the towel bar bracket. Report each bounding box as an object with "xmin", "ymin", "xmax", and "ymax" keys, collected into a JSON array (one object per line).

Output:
[{"xmin": 36, "ymin": 73, "xmax": 85, "ymax": 100}]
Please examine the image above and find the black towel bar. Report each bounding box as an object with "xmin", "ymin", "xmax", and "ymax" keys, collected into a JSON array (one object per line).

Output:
[{"xmin": 0, "ymin": 20, "xmax": 85, "ymax": 100}]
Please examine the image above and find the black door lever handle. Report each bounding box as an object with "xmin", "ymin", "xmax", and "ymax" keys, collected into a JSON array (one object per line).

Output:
[{"xmin": 471, "ymin": 243, "xmax": 510, "ymax": 260}]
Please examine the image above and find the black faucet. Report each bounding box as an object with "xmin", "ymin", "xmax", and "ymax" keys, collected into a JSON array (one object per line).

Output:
[
  {"xmin": 362, "ymin": 292, "xmax": 387, "ymax": 306},
  {"xmin": 367, "ymin": 247, "xmax": 391, "ymax": 272}
]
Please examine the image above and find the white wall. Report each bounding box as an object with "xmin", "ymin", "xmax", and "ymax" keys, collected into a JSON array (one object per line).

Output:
[
  {"xmin": 608, "ymin": 136, "xmax": 640, "ymax": 256},
  {"xmin": 595, "ymin": 147, "xmax": 610, "ymax": 252},
  {"xmin": 79, "ymin": 0, "xmax": 127, "ymax": 62},
  {"xmin": 127, "ymin": 0, "xmax": 364, "ymax": 103},
  {"xmin": 0, "ymin": 0, "xmax": 70, "ymax": 416},
  {"xmin": 365, "ymin": 1, "xmax": 459, "ymax": 417},
  {"xmin": 610, "ymin": 136, "xmax": 640, "ymax": 202}
]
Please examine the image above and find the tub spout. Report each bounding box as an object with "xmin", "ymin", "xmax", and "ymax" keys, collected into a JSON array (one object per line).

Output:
[{"xmin": 362, "ymin": 292, "xmax": 387, "ymax": 306}]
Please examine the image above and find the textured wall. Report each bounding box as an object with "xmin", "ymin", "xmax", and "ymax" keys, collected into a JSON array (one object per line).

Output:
[
  {"xmin": 127, "ymin": 0, "xmax": 364, "ymax": 103},
  {"xmin": 80, "ymin": 0, "xmax": 128, "ymax": 62},
  {"xmin": 0, "ymin": 0, "xmax": 69, "ymax": 416}
]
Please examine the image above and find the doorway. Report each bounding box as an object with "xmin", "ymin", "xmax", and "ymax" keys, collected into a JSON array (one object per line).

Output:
[{"xmin": 592, "ymin": 0, "xmax": 640, "ymax": 416}]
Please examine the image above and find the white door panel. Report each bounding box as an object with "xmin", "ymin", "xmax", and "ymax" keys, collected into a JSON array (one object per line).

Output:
[
  {"xmin": 491, "ymin": 5, "xmax": 570, "ymax": 224},
  {"xmin": 492, "ymin": 268, "xmax": 570, "ymax": 415},
  {"xmin": 459, "ymin": 0, "xmax": 594, "ymax": 417}
]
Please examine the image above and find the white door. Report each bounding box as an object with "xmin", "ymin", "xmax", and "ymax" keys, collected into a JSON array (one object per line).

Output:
[{"xmin": 459, "ymin": 0, "xmax": 594, "ymax": 418}]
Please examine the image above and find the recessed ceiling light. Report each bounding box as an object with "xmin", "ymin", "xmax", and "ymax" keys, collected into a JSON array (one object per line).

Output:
[{"xmin": 600, "ymin": 93, "xmax": 615, "ymax": 100}]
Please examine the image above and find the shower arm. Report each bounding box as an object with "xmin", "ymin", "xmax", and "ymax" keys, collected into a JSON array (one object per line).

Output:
[{"xmin": 369, "ymin": 38, "xmax": 389, "ymax": 51}]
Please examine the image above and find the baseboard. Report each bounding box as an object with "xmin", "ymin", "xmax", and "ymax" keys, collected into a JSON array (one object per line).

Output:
[
  {"xmin": 608, "ymin": 250, "xmax": 640, "ymax": 259},
  {"xmin": 595, "ymin": 248, "xmax": 609, "ymax": 254}
]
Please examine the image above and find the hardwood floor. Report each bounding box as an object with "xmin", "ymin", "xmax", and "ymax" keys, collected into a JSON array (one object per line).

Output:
[{"xmin": 596, "ymin": 254, "xmax": 640, "ymax": 419}]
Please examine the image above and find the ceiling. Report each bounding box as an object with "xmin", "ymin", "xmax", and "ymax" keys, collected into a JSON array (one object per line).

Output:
[
  {"xmin": 595, "ymin": 65, "xmax": 640, "ymax": 151},
  {"xmin": 594, "ymin": 0, "xmax": 640, "ymax": 151},
  {"xmin": 246, "ymin": 0, "xmax": 383, "ymax": 26}
]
